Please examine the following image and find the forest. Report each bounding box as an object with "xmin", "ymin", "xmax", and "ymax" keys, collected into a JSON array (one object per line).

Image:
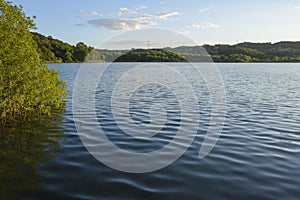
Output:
[
  {"xmin": 32, "ymin": 32, "xmax": 300, "ymax": 63},
  {"xmin": 171, "ymin": 42, "xmax": 300, "ymax": 62},
  {"xmin": 31, "ymin": 32, "xmax": 94, "ymax": 63},
  {"xmin": 114, "ymin": 49, "xmax": 187, "ymax": 62}
]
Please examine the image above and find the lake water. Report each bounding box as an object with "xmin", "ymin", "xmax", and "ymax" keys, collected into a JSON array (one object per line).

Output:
[{"xmin": 1, "ymin": 63, "xmax": 300, "ymax": 199}]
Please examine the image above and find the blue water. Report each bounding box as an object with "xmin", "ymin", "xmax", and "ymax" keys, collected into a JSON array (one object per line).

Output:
[{"xmin": 14, "ymin": 63, "xmax": 300, "ymax": 199}]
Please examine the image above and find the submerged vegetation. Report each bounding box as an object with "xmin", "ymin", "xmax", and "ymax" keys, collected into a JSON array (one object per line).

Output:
[
  {"xmin": 0, "ymin": 0, "xmax": 66, "ymax": 124},
  {"xmin": 0, "ymin": 111, "xmax": 63, "ymax": 199}
]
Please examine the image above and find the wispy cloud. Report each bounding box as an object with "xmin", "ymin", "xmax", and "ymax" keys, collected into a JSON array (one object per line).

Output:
[
  {"xmin": 155, "ymin": 11, "xmax": 179, "ymax": 19},
  {"xmin": 118, "ymin": 6, "xmax": 147, "ymax": 16},
  {"xmin": 118, "ymin": 7, "xmax": 178, "ymax": 20},
  {"xmin": 87, "ymin": 18, "xmax": 156, "ymax": 30},
  {"xmin": 137, "ymin": 11, "xmax": 178, "ymax": 20},
  {"xmin": 81, "ymin": 6, "xmax": 177, "ymax": 30},
  {"xmin": 80, "ymin": 10, "xmax": 101, "ymax": 16},
  {"xmin": 295, "ymin": 6, "xmax": 300, "ymax": 9},
  {"xmin": 192, "ymin": 22, "xmax": 219, "ymax": 29},
  {"xmin": 118, "ymin": 7, "xmax": 138, "ymax": 16},
  {"xmin": 199, "ymin": 7, "xmax": 211, "ymax": 13}
]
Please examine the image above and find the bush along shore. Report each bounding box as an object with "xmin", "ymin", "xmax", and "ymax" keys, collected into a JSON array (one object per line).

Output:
[{"xmin": 0, "ymin": 0, "xmax": 66, "ymax": 125}]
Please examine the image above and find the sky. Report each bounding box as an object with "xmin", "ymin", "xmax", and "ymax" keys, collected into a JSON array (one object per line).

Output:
[{"xmin": 11, "ymin": 0, "xmax": 300, "ymax": 49}]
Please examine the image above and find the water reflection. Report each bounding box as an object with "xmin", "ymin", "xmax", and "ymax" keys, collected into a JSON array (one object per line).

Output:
[
  {"xmin": 0, "ymin": 112, "xmax": 63, "ymax": 199},
  {"xmin": 9, "ymin": 63, "xmax": 300, "ymax": 199}
]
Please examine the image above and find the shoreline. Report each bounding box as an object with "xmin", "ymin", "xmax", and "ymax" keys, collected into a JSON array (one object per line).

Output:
[{"xmin": 46, "ymin": 61, "xmax": 300, "ymax": 64}]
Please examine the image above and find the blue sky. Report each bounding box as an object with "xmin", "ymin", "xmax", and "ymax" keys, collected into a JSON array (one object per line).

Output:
[{"xmin": 12, "ymin": 0, "xmax": 300, "ymax": 48}]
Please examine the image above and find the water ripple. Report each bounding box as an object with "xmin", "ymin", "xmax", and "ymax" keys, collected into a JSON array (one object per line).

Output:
[{"xmin": 35, "ymin": 63, "xmax": 300, "ymax": 200}]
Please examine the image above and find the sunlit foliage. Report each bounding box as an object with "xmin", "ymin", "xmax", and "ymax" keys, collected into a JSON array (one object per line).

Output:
[{"xmin": 0, "ymin": 0, "xmax": 66, "ymax": 124}]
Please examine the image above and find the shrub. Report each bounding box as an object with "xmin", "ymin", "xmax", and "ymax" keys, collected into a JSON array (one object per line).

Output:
[{"xmin": 0, "ymin": 0, "xmax": 66, "ymax": 124}]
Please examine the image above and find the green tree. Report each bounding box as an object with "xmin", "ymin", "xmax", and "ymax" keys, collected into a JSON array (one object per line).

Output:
[
  {"xmin": 65, "ymin": 51, "xmax": 73, "ymax": 62},
  {"xmin": 0, "ymin": 0, "xmax": 66, "ymax": 123},
  {"xmin": 73, "ymin": 42, "xmax": 89, "ymax": 62}
]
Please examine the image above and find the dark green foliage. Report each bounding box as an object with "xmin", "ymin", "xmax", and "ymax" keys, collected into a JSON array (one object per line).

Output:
[
  {"xmin": 31, "ymin": 32, "xmax": 93, "ymax": 63},
  {"xmin": 73, "ymin": 42, "xmax": 90, "ymax": 62},
  {"xmin": 86, "ymin": 49, "xmax": 126, "ymax": 62},
  {"xmin": 30, "ymin": 30, "xmax": 300, "ymax": 63},
  {"xmin": 0, "ymin": 0, "xmax": 66, "ymax": 124},
  {"xmin": 114, "ymin": 49, "xmax": 187, "ymax": 62},
  {"xmin": 171, "ymin": 43, "xmax": 300, "ymax": 62},
  {"xmin": 84, "ymin": 43, "xmax": 300, "ymax": 63}
]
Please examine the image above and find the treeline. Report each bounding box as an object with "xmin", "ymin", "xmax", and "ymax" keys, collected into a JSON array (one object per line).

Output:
[
  {"xmin": 31, "ymin": 32, "xmax": 300, "ymax": 62},
  {"xmin": 114, "ymin": 49, "xmax": 187, "ymax": 62},
  {"xmin": 87, "ymin": 42, "xmax": 300, "ymax": 62},
  {"xmin": 171, "ymin": 42, "xmax": 300, "ymax": 62},
  {"xmin": 86, "ymin": 49, "xmax": 126, "ymax": 62},
  {"xmin": 31, "ymin": 32, "xmax": 93, "ymax": 63}
]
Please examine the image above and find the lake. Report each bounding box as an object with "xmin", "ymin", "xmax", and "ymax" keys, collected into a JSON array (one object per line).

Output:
[{"xmin": 1, "ymin": 63, "xmax": 300, "ymax": 199}]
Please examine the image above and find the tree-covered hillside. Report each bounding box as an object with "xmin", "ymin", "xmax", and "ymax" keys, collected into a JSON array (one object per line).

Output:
[
  {"xmin": 114, "ymin": 49, "xmax": 187, "ymax": 62},
  {"xmin": 86, "ymin": 49, "xmax": 127, "ymax": 62},
  {"xmin": 171, "ymin": 42, "xmax": 300, "ymax": 62},
  {"xmin": 31, "ymin": 32, "xmax": 300, "ymax": 63},
  {"xmin": 90, "ymin": 43, "xmax": 300, "ymax": 62},
  {"xmin": 31, "ymin": 32, "xmax": 93, "ymax": 63}
]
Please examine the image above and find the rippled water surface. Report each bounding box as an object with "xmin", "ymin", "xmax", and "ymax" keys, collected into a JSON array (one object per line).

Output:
[{"xmin": 5, "ymin": 63, "xmax": 300, "ymax": 199}]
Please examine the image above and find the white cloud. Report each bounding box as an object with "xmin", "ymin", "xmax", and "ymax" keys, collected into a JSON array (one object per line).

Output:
[
  {"xmin": 199, "ymin": 7, "xmax": 211, "ymax": 12},
  {"xmin": 155, "ymin": 11, "xmax": 179, "ymax": 19},
  {"xmin": 87, "ymin": 18, "xmax": 156, "ymax": 30},
  {"xmin": 295, "ymin": 6, "xmax": 300, "ymax": 9},
  {"xmin": 118, "ymin": 6, "xmax": 147, "ymax": 16},
  {"xmin": 192, "ymin": 22, "xmax": 219, "ymax": 29},
  {"xmin": 118, "ymin": 7, "xmax": 138, "ymax": 16},
  {"xmin": 139, "ymin": 13, "xmax": 153, "ymax": 19},
  {"xmin": 82, "ymin": 7, "xmax": 178, "ymax": 31},
  {"xmin": 80, "ymin": 10, "xmax": 100, "ymax": 16},
  {"xmin": 135, "ymin": 11, "xmax": 178, "ymax": 20},
  {"xmin": 118, "ymin": 7, "xmax": 178, "ymax": 20}
]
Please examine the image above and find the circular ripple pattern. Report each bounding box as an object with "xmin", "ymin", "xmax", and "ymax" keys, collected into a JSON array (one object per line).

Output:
[
  {"xmin": 35, "ymin": 63, "xmax": 300, "ymax": 200},
  {"xmin": 72, "ymin": 28, "xmax": 226, "ymax": 173}
]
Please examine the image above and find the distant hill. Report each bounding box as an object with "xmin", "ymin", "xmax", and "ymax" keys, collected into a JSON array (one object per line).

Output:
[
  {"xmin": 114, "ymin": 49, "xmax": 187, "ymax": 62},
  {"xmin": 89, "ymin": 42, "xmax": 300, "ymax": 62},
  {"xmin": 171, "ymin": 42, "xmax": 300, "ymax": 62},
  {"xmin": 31, "ymin": 32, "xmax": 300, "ymax": 63}
]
